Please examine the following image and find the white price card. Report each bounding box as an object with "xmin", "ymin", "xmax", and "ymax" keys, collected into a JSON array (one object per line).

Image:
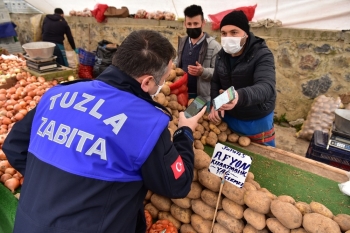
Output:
[{"xmin": 209, "ymin": 143, "xmax": 252, "ymax": 188}]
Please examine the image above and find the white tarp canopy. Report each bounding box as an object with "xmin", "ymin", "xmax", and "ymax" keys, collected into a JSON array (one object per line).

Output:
[{"xmin": 25, "ymin": 0, "xmax": 350, "ymax": 30}]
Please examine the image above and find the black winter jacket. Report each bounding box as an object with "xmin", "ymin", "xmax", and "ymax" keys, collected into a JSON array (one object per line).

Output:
[
  {"xmin": 211, "ymin": 32, "xmax": 276, "ymax": 120},
  {"xmin": 42, "ymin": 14, "xmax": 76, "ymax": 49},
  {"xmin": 3, "ymin": 65, "xmax": 195, "ymax": 233}
]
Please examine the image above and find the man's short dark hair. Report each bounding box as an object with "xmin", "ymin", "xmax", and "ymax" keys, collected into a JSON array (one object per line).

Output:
[
  {"xmin": 112, "ymin": 30, "xmax": 176, "ymax": 83},
  {"xmin": 184, "ymin": 5, "xmax": 204, "ymax": 20},
  {"xmin": 54, "ymin": 8, "xmax": 64, "ymax": 14}
]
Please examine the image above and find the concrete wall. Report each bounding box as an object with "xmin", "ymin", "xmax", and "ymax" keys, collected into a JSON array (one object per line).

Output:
[{"xmin": 10, "ymin": 14, "xmax": 350, "ymax": 121}]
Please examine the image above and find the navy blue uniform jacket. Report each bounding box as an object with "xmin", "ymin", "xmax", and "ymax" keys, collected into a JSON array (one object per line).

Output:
[{"xmin": 3, "ymin": 65, "xmax": 195, "ymax": 233}]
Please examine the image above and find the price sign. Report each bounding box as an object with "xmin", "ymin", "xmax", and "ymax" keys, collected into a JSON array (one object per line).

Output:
[{"xmin": 209, "ymin": 143, "xmax": 252, "ymax": 188}]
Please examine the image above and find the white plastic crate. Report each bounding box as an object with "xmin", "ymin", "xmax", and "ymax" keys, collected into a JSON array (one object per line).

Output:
[
  {"xmin": 0, "ymin": 7, "xmax": 10, "ymax": 23},
  {"xmin": 0, "ymin": 36, "xmax": 15, "ymax": 44},
  {"xmin": 0, "ymin": 0, "xmax": 5, "ymax": 9},
  {"xmin": 0, "ymin": 42, "xmax": 23, "ymax": 54}
]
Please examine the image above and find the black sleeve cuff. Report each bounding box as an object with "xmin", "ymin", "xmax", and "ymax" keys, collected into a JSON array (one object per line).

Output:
[{"xmin": 173, "ymin": 126, "xmax": 193, "ymax": 142}]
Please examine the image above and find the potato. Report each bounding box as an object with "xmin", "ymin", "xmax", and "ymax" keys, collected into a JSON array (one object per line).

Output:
[
  {"xmin": 198, "ymin": 116, "xmax": 203, "ymax": 124},
  {"xmin": 193, "ymin": 168, "xmax": 198, "ymax": 182},
  {"xmin": 154, "ymin": 92, "xmax": 166, "ymax": 105},
  {"xmin": 145, "ymin": 190, "xmax": 153, "ymax": 200},
  {"xmin": 216, "ymin": 210, "xmax": 245, "ymax": 233},
  {"xmin": 171, "ymin": 63, "xmax": 176, "ymax": 70},
  {"xmin": 309, "ymin": 201, "xmax": 333, "ymax": 218},
  {"xmin": 228, "ymin": 133, "xmax": 240, "ymax": 143},
  {"xmin": 193, "ymin": 131, "xmax": 202, "ymax": 140},
  {"xmin": 244, "ymin": 190, "xmax": 271, "ymax": 214},
  {"xmin": 151, "ymin": 194, "xmax": 172, "ymax": 211},
  {"xmin": 168, "ymin": 100, "xmax": 179, "ymax": 110},
  {"xmin": 191, "ymin": 214, "xmax": 212, "ymax": 233},
  {"xmin": 187, "ymin": 181, "xmax": 202, "ymax": 199},
  {"xmin": 194, "ymin": 140, "xmax": 204, "ymax": 150},
  {"xmin": 225, "ymin": 128, "xmax": 232, "ymax": 135},
  {"xmin": 243, "ymin": 224, "xmax": 269, "ymax": 233},
  {"xmin": 243, "ymin": 181, "xmax": 258, "ymax": 191},
  {"xmin": 218, "ymin": 132, "xmax": 228, "ymax": 143},
  {"xmin": 171, "ymin": 197, "xmax": 191, "ymax": 209},
  {"xmin": 303, "ymin": 213, "xmax": 341, "ymax": 233},
  {"xmin": 209, "ymin": 123, "xmax": 221, "ymax": 134},
  {"xmin": 246, "ymin": 179, "xmax": 261, "ymax": 189},
  {"xmin": 203, "ymin": 131, "xmax": 209, "ymax": 137},
  {"xmin": 171, "ymin": 109, "xmax": 179, "ymax": 118},
  {"xmin": 266, "ymin": 218, "xmax": 290, "ymax": 233},
  {"xmin": 222, "ymin": 181, "xmax": 246, "ymax": 205},
  {"xmin": 247, "ymin": 172, "xmax": 254, "ymax": 180},
  {"xmin": 194, "ymin": 149, "xmax": 211, "ymax": 170},
  {"xmin": 291, "ymin": 229, "xmax": 308, "ymax": 233},
  {"xmin": 180, "ymin": 224, "xmax": 197, "ymax": 233},
  {"xmin": 222, "ymin": 197, "xmax": 244, "ymax": 219},
  {"xmin": 206, "ymin": 136, "xmax": 217, "ymax": 147},
  {"xmin": 175, "ymin": 68, "xmax": 185, "ymax": 76},
  {"xmin": 143, "ymin": 200, "xmax": 148, "ymax": 206},
  {"xmin": 158, "ymin": 211, "xmax": 181, "ymax": 229},
  {"xmin": 161, "ymin": 84, "xmax": 171, "ymax": 95},
  {"xmin": 191, "ymin": 199, "xmax": 215, "ymax": 220},
  {"xmin": 202, "ymin": 121, "xmax": 209, "ymax": 131},
  {"xmin": 208, "ymin": 131, "xmax": 218, "ymax": 140},
  {"xmin": 217, "ymin": 122, "xmax": 228, "ymax": 132},
  {"xmin": 170, "ymin": 94, "xmax": 178, "ymax": 101},
  {"xmin": 333, "ymin": 214, "xmax": 350, "ymax": 232},
  {"xmin": 163, "ymin": 99, "xmax": 168, "ymax": 107},
  {"xmin": 198, "ymin": 168, "xmax": 221, "ymax": 192},
  {"xmin": 173, "ymin": 117, "xmax": 179, "ymax": 126},
  {"xmin": 188, "ymin": 98, "xmax": 194, "ymax": 106},
  {"xmin": 144, "ymin": 203, "xmax": 159, "ymax": 219},
  {"xmin": 213, "ymin": 223, "xmax": 231, "ymax": 233},
  {"xmin": 177, "ymin": 103, "xmax": 183, "ymax": 111},
  {"xmin": 259, "ymin": 188, "xmax": 277, "ymax": 200},
  {"xmin": 294, "ymin": 202, "xmax": 311, "ymax": 215},
  {"xmin": 167, "ymin": 70, "xmax": 177, "ymax": 81},
  {"xmin": 239, "ymin": 136, "xmax": 251, "ymax": 147},
  {"xmin": 277, "ymin": 195, "xmax": 295, "ymax": 204},
  {"xmin": 169, "ymin": 122, "xmax": 177, "ymax": 133},
  {"xmin": 244, "ymin": 208, "xmax": 266, "ymax": 230},
  {"xmin": 170, "ymin": 203, "xmax": 192, "ymax": 223},
  {"xmin": 270, "ymin": 200, "xmax": 302, "ymax": 229},
  {"xmin": 201, "ymin": 136, "xmax": 207, "ymax": 145},
  {"xmin": 202, "ymin": 113, "xmax": 209, "ymax": 120},
  {"xmin": 196, "ymin": 124, "xmax": 205, "ymax": 134},
  {"xmin": 201, "ymin": 189, "xmax": 223, "ymax": 209}
]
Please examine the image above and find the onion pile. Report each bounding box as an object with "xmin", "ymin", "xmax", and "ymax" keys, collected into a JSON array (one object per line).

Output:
[{"xmin": 0, "ymin": 69, "xmax": 60, "ymax": 193}]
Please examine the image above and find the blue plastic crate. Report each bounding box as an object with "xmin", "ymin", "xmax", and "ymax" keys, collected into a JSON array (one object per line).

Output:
[
  {"xmin": 78, "ymin": 48, "xmax": 95, "ymax": 66},
  {"xmin": 306, "ymin": 130, "xmax": 350, "ymax": 171}
]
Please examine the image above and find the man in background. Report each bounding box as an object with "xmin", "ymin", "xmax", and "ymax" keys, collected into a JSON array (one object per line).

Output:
[
  {"xmin": 174, "ymin": 4, "xmax": 221, "ymax": 101},
  {"xmin": 42, "ymin": 8, "xmax": 77, "ymax": 66}
]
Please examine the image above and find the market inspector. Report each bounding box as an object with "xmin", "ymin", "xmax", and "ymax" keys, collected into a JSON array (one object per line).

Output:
[{"xmin": 3, "ymin": 30, "xmax": 206, "ymax": 233}]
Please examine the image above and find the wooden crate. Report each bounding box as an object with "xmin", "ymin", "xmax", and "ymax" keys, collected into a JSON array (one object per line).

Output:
[{"xmin": 22, "ymin": 66, "xmax": 74, "ymax": 82}]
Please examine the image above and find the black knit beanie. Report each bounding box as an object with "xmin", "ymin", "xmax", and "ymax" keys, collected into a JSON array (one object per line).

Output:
[{"xmin": 220, "ymin": 10, "xmax": 250, "ymax": 35}]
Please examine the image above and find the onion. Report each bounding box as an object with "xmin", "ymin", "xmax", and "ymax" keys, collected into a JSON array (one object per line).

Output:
[
  {"xmin": 5, "ymin": 167, "xmax": 16, "ymax": 175},
  {"xmin": 5, "ymin": 177, "xmax": 20, "ymax": 193},
  {"xmin": 0, "ymin": 173, "xmax": 12, "ymax": 183}
]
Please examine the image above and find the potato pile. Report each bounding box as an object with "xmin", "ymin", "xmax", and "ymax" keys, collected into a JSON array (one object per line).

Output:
[
  {"xmin": 153, "ymin": 83, "xmax": 251, "ymax": 148},
  {"xmin": 296, "ymin": 95, "xmax": 343, "ymax": 141},
  {"xmin": 144, "ymin": 149, "xmax": 350, "ymax": 233}
]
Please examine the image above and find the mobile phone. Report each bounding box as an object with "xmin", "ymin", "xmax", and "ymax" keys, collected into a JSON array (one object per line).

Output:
[
  {"xmin": 184, "ymin": 96, "xmax": 207, "ymax": 118},
  {"xmin": 212, "ymin": 86, "xmax": 235, "ymax": 110}
]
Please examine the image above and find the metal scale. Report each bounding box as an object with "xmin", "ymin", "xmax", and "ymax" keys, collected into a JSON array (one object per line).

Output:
[
  {"xmin": 24, "ymin": 55, "xmax": 59, "ymax": 73},
  {"xmin": 326, "ymin": 109, "xmax": 350, "ymax": 152}
]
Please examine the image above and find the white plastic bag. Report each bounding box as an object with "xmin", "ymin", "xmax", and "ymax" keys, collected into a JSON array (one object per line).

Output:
[{"xmin": 338, "ymin": 172, "xmax": 350, "ymax": 196}]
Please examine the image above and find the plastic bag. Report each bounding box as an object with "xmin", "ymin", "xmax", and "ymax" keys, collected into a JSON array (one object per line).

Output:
[
  {"xmin": 169, "ymin": 73, "xmax": 188, "ymax": 106},
  {"xmin": 208, "ymin": 4, "xmax": 257, "ymax": 30},
  {"xmin": 93, "ymin": 40, "xmax": 118, "ymax": 78},
  {"xmin": 91, "ymin": 4, "xmax": 108, "ymax": 23},
  {"xmin": 78, "ymin": 64, "xmax": 93, "ymax": 79}
]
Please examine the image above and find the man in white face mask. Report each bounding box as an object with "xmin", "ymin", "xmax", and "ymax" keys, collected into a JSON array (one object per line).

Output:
[{"xmin": 208, "ymin": 10, "xmax": 277, "ymax": 147}]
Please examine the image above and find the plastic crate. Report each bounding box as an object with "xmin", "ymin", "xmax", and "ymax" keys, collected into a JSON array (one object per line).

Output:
[
  {"xmin": 306, "ymin": 130, "xmax": 350, "ymax": 171},
  {"xmin": 78, "ymin": 48, "xmax": 95, "ymax": 66}
]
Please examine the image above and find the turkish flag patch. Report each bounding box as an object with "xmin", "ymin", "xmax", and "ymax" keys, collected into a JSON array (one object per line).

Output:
[{"xmin": 171, "ymin": 155, "xmax": 185, "ymax": 180}]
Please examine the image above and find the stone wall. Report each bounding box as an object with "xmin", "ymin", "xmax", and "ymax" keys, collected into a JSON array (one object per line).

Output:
[{"xmin": 9, "ymin": 14, "xmax": 350, "ymax": 121}]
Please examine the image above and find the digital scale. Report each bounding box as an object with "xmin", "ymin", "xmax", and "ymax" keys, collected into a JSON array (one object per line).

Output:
[
  {"xmin": 327, "ymin": 123, "xmax": 350, "ymax": 152},
  {"xmin": 24, "ymin": 55, "xmax": 59, "ymax": 73}
]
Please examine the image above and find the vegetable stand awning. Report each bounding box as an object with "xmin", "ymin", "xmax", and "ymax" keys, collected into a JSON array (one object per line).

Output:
[{"xmin": 23, "ymin": 0, "xmax": 350, "ymax": 30}]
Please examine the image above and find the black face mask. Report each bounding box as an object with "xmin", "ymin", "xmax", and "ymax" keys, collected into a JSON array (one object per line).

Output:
[{"xmin": 186, "ymin": 27, "xmax": 202, "ymax": 39}]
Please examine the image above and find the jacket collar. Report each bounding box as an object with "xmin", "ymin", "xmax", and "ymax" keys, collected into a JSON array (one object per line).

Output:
[{"xmin": 96, "ymin": 65, "xmax": 173, "ymax": 119}]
